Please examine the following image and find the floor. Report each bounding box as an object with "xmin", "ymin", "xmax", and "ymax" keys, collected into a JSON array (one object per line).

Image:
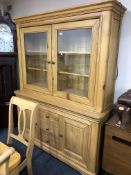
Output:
[{"xmin": 0, "ymin": 128, "xmax": 107, "ymax": 175}]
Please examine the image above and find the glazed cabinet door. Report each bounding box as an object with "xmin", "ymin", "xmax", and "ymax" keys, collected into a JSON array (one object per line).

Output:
[
  {"xmin": 61, "ymin": 117, "xmax": 92, "ymax": 169},
  {"xmin": 52, "ymin": 19, "xmax": 100, "ymax": 105},
  {"xmin": 20, "ymin": 26, "xmax": 52, "ymax": 94}
]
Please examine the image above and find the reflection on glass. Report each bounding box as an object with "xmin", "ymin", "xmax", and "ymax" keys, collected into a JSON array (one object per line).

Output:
[
  {"xmin": 0, "ymin": 24, "xmax": 14, "ymax": 52},
  {"xmin": 57, "ymin": 28, "xmax": 92, "ymax": 97},
  {"xmin": 24, "ymin": 32, "xmax": 48, "ymax": 88}
]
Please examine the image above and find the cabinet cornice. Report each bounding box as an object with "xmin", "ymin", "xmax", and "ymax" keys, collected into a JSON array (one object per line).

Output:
[{"xmin": 14, "ymin": 0, "xmax": 126, "ymax": 25}]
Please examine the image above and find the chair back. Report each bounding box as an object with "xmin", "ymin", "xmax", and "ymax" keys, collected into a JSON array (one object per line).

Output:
[
  {"xmin": 7, "ymin": 96, "xmax": 38, "ymax": 174},
  {"xmin": 8, "ymin": 96, "xmax": 38, "ymax": 146}
]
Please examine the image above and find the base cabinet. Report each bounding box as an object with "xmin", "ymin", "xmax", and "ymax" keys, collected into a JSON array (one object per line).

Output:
[{"xmin": 25, "ymin": 104, "xmax": 101, "ymax": 175}]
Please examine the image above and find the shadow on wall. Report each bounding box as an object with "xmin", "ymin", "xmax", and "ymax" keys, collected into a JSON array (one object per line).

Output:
[{"xmin": 115, "ymin": 10, "xmax": 131, "ymax": 102}]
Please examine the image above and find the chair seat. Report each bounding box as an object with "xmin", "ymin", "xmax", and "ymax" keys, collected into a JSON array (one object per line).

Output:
[
  {"xmin": 7, "ymin": 141, "xmax": 26, "ymax": 163},
  {"xmin": 0, "ymin": 142, "xmax": 21, "ymax": 175}
]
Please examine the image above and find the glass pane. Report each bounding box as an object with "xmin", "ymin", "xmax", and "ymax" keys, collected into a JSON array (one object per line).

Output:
[
  {"xmin": 0, "ymin": 24, "xmax": 14, "ymax": 52},
  {"xmin": 57, "ymin": 28, "xmax": 92, "ymax": 97},
  {"xmin": 24, "ymin": 32, "xmax": 48, "ymax": 88}
]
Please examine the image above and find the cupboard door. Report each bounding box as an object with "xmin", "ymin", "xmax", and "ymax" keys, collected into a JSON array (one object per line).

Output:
[
  {"xmin": 61, "ymin": 117, "xmax": 91, "ymax": 168},
  {"xmin": 52, "ymin": 19, "xmax": 99, "ymax": 105},
  {"xmin": 20, "ymin": 26, "xmax": 52, "ymax": 94}
]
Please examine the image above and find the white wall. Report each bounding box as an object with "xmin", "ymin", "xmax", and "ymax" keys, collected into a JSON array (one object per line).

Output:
[
  {"xmin": 115, "ymin": 0, "xmax": 131, "ymax": 101},
  {"xmin": 6, "ymin": 0, "xmax": 101, "ymax": 17},
  {"xmin": 0, "ymin": 0, "xmax": 7, "ymax": 15},
  {"xmin": 4, "ymin": 0, "xmax": 131, "ymax": 102}
]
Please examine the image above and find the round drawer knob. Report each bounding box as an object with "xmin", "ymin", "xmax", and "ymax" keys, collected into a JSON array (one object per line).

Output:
[{"xmin": 59, "ymin": 134, "xmax": 63, "ymax": 138}]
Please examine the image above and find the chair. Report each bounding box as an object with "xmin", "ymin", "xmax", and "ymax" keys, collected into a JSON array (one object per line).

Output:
[
  {"xmin": 0, "ymin": 146, "xmax": 15, "ymax": 175},
  {"xmin": 7, "ymin": 96, "xmax": 39, "ymax": 175}
]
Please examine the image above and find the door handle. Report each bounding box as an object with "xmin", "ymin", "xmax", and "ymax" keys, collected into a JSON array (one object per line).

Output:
[
  {"xmin": 112, "ymin": 136, "xmax": 131, "ymax": 147},
  {"xmin": 47, "ymin": 61, "xmax": 55, "ymax": 64},
  {"xmin": 59, "ymin": 134, "xmax": 63, "ymax": 138},
  {"xmin": 47, "ymin": 61, "xmax": 51, "ymax": 64}
]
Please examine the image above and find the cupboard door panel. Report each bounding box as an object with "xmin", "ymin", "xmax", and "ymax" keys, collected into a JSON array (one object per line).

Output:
[
  {"xmin": 52, "ymin": 19, "xmax": 100, "ymax": 105},
  {"xmin": 62, "ymin": 117, "xmax": 91, "ymax": 167},
  {"xmin": 20, "ymin": 25, "xmax": 52, "ymax": 94}
]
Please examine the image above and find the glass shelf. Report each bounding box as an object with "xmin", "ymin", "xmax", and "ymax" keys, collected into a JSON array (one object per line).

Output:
[
  {"xmin": 58, "ymin": 71, "xmax": 89, "ymax": 77},
  {"xmin": 64, "ymin": 88, "xmax": 87, "ymax": 97},
  {"xmin": 58, "ymin": 74, "xmax": 88, "ymax": 97},
  {"xmin": 58, "ymin": 51, "xmax": 90, "ymax": 55},
  {"xmin": 26, "ymin": 50, "xmax": 47, "ymax": 56},
  {"xmin": 27, "ymin": 67, "xmax": 47, "ymax": 72},
  {"xmin": 29, "ymin": 80, "xmax": 48, "ymax": 88}
]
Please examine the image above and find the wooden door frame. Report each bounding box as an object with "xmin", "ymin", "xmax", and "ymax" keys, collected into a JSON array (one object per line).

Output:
[
  {"xmin": 52, "ymin": 19, "xmax": 100, "ymax": 106},
  {"xmin": 19, "ymin": 25, "xmax": 52, "ymax": 94}
]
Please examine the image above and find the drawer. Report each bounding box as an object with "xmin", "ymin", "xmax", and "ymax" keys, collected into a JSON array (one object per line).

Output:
[
  {"xmin": 40, "ymin": 116, "xmax": 59, "ymax": 131},
  {"xmin": 39, "ymin": 108, "xmax": 50, "ymax": 120},
  {"xmin": 38, "ymin": 122, "xmax": 59, "ymax": 138},
  {"xmin": 102, "ymin": 126, "xmax": 131, "ymax": 175},
  {"xmin": 39, "ymin": 108, "xmax": 59, "ymax": 135},
  {"xmin": 40, "ymin": 129, "xmax": 59, "ymax": 149},
  {"xmin": 106, "ymin": 125, "xmax": 131, "ymax": 142}
]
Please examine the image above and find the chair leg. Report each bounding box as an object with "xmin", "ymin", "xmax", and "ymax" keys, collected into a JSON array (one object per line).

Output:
[
  {"xmin": 27, "ymin": 159, "xmax": 33, "ymax": 175},
  {"xmin": 1, "ymin": 161, "xmax": 9, "ymax": 175},
  {"xmin": 7, "ymin": 135, "xmax": 13, "ymax": 145}
]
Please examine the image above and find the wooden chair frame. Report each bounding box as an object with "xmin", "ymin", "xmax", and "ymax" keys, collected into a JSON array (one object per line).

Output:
[{"xmin": 7, "ymin": 96, "xmax": 38, "ymax": 175}]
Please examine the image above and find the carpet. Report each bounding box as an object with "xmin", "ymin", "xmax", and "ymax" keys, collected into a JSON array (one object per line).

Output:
[{"xmin": 0, "ymin": 128, "xmax": 106, "ymax": 175}]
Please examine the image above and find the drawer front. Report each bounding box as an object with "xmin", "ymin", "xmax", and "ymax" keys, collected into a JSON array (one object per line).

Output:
[
  {"xmin": 40, "ymin": 129, "xmax": 59, "ymax": 149},
  {"xmin": 103, "ymin": 126, "xmax": 131, "ymax": 175},
  {"xmin": 38, "ymin": 107, "xmax": 61, "ymax": 149},
  {"xmin": 39, "ymin": 108, "xmax": 59, "ymax": 133}
]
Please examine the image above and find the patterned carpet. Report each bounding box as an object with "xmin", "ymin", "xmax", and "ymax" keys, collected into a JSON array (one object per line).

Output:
[{"xmin": 0, "ymin": 128, "xmax": 107, "ymax": 175}]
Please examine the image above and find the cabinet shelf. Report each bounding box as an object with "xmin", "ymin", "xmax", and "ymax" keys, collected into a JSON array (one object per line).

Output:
[
  {"xmin": 58, "ymin": 71, "xmax": 89, "ymax": 77},
  {"xmin": 31, "ymin": 81, "xmax": 47, "ymax": 88},
  {"xmin": 58, "ymin": 51, "xmax": 90, "ymax": 55},
  {"xmin": 26, "ymin": 50, "xmax": 47, "ymax": 56},
  {"xmin": 64, "ymin": 88, "xmax": 87, "ymax": 97},
  {"xmin": 28, "ymin": 67, "xmax": 47, "ymax": 72}
]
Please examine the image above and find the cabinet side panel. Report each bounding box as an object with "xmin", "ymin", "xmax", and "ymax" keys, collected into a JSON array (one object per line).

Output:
[
  {"xmin": 104, "ymin": 14, "xmax": 121, "ymax": 110},
  {"xmin": 88, "ymin": 122, "xmax": 100, "ymax": 173},
  {"xmin": 17, "ymin": 24, "xmax": 24, "ymax": 90},
  {"xmin": 96, "ymin": 11, "xmax": 112, "ymax": 112}
]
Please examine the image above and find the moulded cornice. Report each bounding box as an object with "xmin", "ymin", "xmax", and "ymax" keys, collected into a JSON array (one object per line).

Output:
[{"xmin": 14, "ymin": 0, "xmax": 126, "ymax": 24}]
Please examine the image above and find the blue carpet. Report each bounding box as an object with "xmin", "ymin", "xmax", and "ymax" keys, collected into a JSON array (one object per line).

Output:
[{"xmin": 0, "ymin": 128, "xmax": 106, "ymax": 175}]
